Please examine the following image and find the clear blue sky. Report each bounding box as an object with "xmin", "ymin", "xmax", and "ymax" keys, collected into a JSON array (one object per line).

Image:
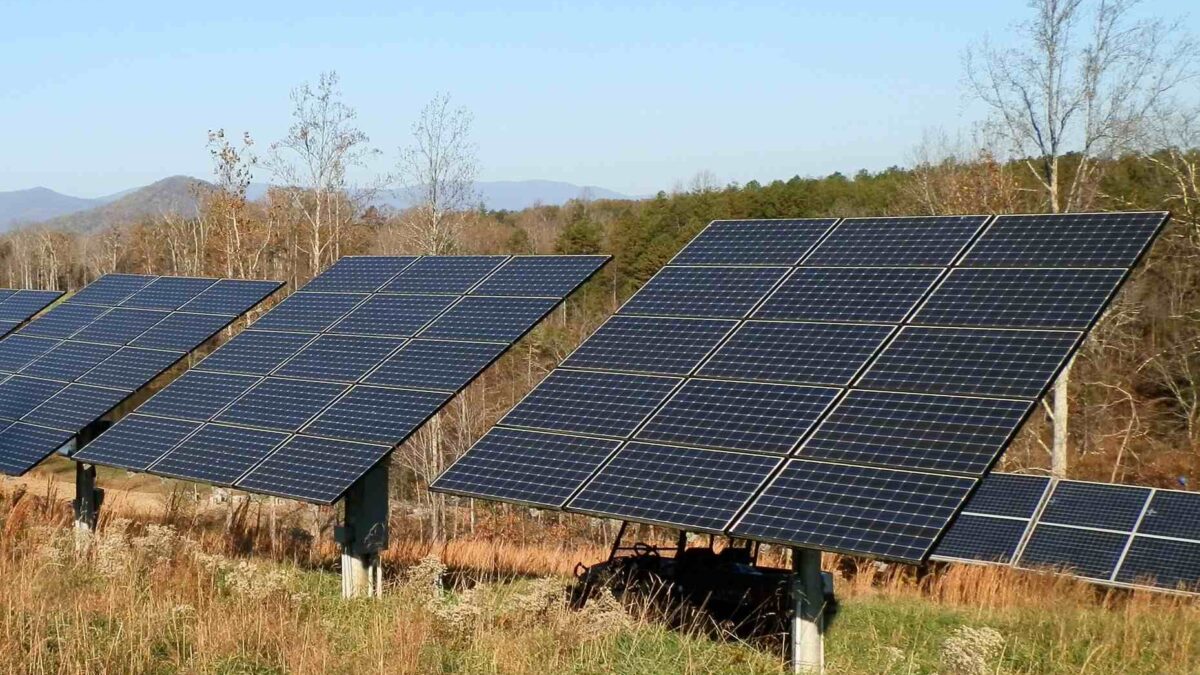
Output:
[{"xmin": 2, "ymin": 1, "xmax": 1195, "ymax": 197}]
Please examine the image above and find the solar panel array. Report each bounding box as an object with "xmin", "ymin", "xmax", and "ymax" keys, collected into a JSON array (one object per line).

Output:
[
  {"xmin": 933, "ymin": 473, "xmax": 1200, "ymax": 595},
  {"xmin": 0, "ymin": 289, "xmax": 63, "ymax": 336},
  {"xmin": 75, "ymin": 255, "xmax": 608, "ymax": 504},
  {"xmin": 0, "ymin": 274, "xmax": 282, "ymax": 475},
  {"xmin": 432, "ymin": 212, "xmax": 1169, "ymax": 563}
]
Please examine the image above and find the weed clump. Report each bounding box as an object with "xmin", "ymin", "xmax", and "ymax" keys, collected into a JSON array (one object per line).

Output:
[{"xmin": 940, "ymin": 625, "xmax": 1005, "ymax": 675}]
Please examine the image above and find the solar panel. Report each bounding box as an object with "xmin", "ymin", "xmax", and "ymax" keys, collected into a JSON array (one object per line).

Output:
[
  {"xmin": 471, "ymin": 256, "xmax": 609, "ymax": 297},
  {"xmin": 0, "ymin": 289, "xmax": 62, "ymax": 335},
  {"xmin": 499, "ymin": 369, "xmax": 680, "ymax": 438},
  {"xmin": 618, "ymin": 266, "xmax": 788, "ymax": 319},
  {"xmin": 1018, "ymin": 524, "xmax": 1129, "ymax": 579},
  {"xmin": 931, "ymin": 515, "xmax": 1027, "ymax": 563},
  {"xmin": 1037, "ymin": 481, "xmax": 1151, "ymax": 531},
  {"xmin": 699, "ymin": 321, "xmax": 893, "ymax": 386},
  {"xmin": 302, "ymin": 386, "xmax": 449, "ymax": 445},
  {"xmin": 669, "ymin": 219, "xmax": 836, "ymax": 266},
  {"xmin": 857, "ymin": 327, "xmax": 1080, "ymax": 398},
  {"xmin": 382, "ymin": 255, "xmax": 507, "ymax": 294},
  {"xmin": 236, "ymin": 436, "xmax": 394, "ymax": 504},
  {"xmin": 437, "ymin": 212, "xmax": 1167, "ymax": 563},
  {"xmin": 754, "ymin": 267, "xmax": 942, "ymax": 323},
  {"xmin": 963, "ymin": 212, "xmax": 1168, "ymax": 267},
  {"xmin": 731, "ymin": 460, "xmax": 975, "ymax": 561},
  {"xmin": 137, "ymin": 370, "xmax": 261, "ymax": 421},
  {"xmin": 569, "ymin": 442, "xmax": 781, "ymax": 532},
  {"xmin": 956, "ymin": 473, "xmax": 1049, "ymax": 519},
  {"xmin": 798, "ymin": 391, "xmax": 1032, "ymax": 474},
  {"xmin": 561, "ymin": 316, "xmax": 737, "ymax": 376},
  {"xmin": 803, "ymin": 216, "xmax": 989, "ymax": 266},
  {"xmin": 0, "ymin": 423, "xmax": 75, "ymax": 475},
  {"xmin": 913, "ymin": 268, "xmax": 1126, "ymax": 329},
  {"xmin": 68, "ymin": 415, "xmax": 201, "ymax": 470},
  {"xmin": 432, "ymin": 427, "xmax": 621, "ymax": 508},
  {"xmin": 1115, "ymin": 538, "xmax": 1200, "ymax": 589},
  {"xmin": 77, "ymin": 255, "xmax": 609, "ymax": 503},
  {"xmin": 636, "ymin": 380, "xmax": 839, "ymax": 454},
  {"xmin": 0, "ymin": 273, "xmax": 280, "ymax": 476},
  {"xmin": 274, "ymin": 335, "xmax": 405, "ymax": 383},
  {"xmin": 1138, "ymin": 491, "xmax": 1200, "ymax": 540},
  {"xmin": 363, "ymin": 339, "xmax": 506, "ymax": 392},
  {"xmin": 196, "ymin": 331, "xmax": 316, "ymax": 375}
]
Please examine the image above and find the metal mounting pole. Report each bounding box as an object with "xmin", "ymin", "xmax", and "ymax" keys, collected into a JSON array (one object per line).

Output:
[
  {"xmin": 65, "ymin": 422, "xmax": 109, "ymax": 544},
  {"xmin": 791, "ymin": 547, "xmax": 825, "ymax": 674},
  {"xmin": 336, "ymin": 461, "xmax": 389, "ymax": 599}
]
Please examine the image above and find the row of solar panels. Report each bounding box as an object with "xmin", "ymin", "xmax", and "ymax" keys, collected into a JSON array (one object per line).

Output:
[
  {"xmin": 432, "ymin": 212, "xmax": 1171, "ymax": 564},
  {"xmin": 72, "ymin": 255, "xmax": 609, "ymax": 504},
  {"xmin": 934, "ymin": 473, "xmax": 1200, "ymax": 594}
]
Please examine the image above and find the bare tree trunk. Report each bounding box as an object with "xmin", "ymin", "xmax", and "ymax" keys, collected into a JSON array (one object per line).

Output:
[{"xmin": 1052, "ymin": 359, "xmax": 1072, "ymax": 477}]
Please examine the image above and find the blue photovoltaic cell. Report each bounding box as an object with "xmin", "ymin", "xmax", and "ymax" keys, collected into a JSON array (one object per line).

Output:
[
  {"xmin": 699, "ymin": 321, "xmax": 893, "ymax": 386},
  {"xmin": 150, "ymin": 424, "xmax": 287, "ymax": 485},
  {"xmin": 0, "ymin": 290, "xmax": 62, "ymax": 322},
  {"xmin": 959, "ymin": 473, "xmax": 1050, "ymax": 518},
  {"xmin": 569, "ymin": 442, "xmax": 781, "ymax": 532},
  {"xmin": 562, "ymin": 316, "xmax": 737, "ymax": 376},
  {"xmin": 500, "ymin": 369, "xmax": 680, "ymax": 438},
  {"xmin": 129, "ymin": 312, "xmax": 236, "ymax": 351},
  {"xmin": 755, "ymin": 267, "xmax": 942, "ymax": 323},
  {"xmin": 236, "ymin": 436, "xmax": 393, "ymax": 504},
  {"xmin": 1018, "ymin": 524, "xmax": 1129, "ymax": 579},
  {"xmin": 731, "ymin": 460, "xmax": 976, "ymax": 562},
  {"xmin": 178, "ymin": 279, "xmax": 283, "ymax": 316},
  {"xmin": 382, "ymin": 255, "xmax": 508, "ymax": 294},
  {"xmin": 330, "ymin": 294, "xmax": 456, "ymax": 337},
  {"xmin": 22, "ymin": 384, "xmax": 128, "ymax": 432},
  {"xmin": 250, "ymin": 293, "xmax": 366, "ymax": 332},
  {"xmin": 913, "ymin": 268, "xmax": 1126, "ymax": 329},
  {"xmin": 804, "ymin": 216, "xmax": 989, "ymax": 266},
  {"xmin": 0, "ymin": 376, "xmax": 64, "ymax": 420},
  {"xmin": 120, "ymin": 277, "xmax": 216, "ymax": 311},
  {"xmin": 419, "ymin": 296, "xmax": 558, "ymax": 342},
  {"xmin": 16, "ymin": 303, "xmax": 109, "ymax": 339},
  {"xmin": 932, "ymin": 515, "xmax": 1028, "ymax": 563},
  {"xmin": 963, "ymin": 212, "xmax": 1167, "ymax": 267},
  {"xmin": 0, "ymin": 423, "xmax": 76, "ymax": 475},
  {"xmin": 1137, "ymin": 491, "xmax": 1200, "ymax": 540},
  {"xmin": 73, "ymin": 415, "xmax": 201, "ymax": 471},
  {"xmin": 78, "ymin": 348, "xmax": 184, "ymax": 392},
  {"xmin": 670, "ymin": 219, "xmax": 836, "ymax": 266},
  {"xmin": 70, "ymin": 309, "xmax": 169, "ymax": 346},
  {"xmin": 471, "ymin": 255, "xmax": 607, "ymax": 297},
  {"xmin": 197, "ymin": 331, "xmax": 316, "ymax": 375},
  {"xmin": 274, "ymin": 335, "xmax": 404, "ymax": 383},
  {"xmin": 302, "ymin": 386, "xmax": 449, "ymax": 445},
  {"xmin": 1115, "ymin": 537, "xmax": 1200, "ymax": 590},
  {"xmin": 0, "ymin": 336, "xmax": 59, "ymax": 372},
  {"xmin": 618, "ymin": 266, "xmax": 788, "ymax": 319},
  {"xmin": 65, "ymin": 274, "xmax": 155, "ymax": 306},
  {"xmin": 364, "ymin": 339, "xmax": 506, "ymax": 392},
  {"xmin": 300, "ymin": 256, "xmax": 417, "ymax": 293},
  {"xmin": 20, "ymin": 341, "xmax": 119, "ymax": 382},
  {"xmin": 1038, "ymin": 482, "xmax": 1150, "ymax": 532},
  {"xmin": 432, "ymin": 427, "xmax": 621, "ymax": 508},
  {"xmin": 858, "ymin": 327, "xmax": 1079, "ymax": 398},
  {"xmin": 215, "ymin": 378, "xmax": 347, "ymax": 432},
  {"xmin": 138, "ymin": 370, "xmax": 261, "ymax": 421},
  {"xmin": 798, "ymin": 391, "xmax": 1032, "ymax": 474},
  {"xmin": 636, "ymin": 380, "xmax": 839, "ymax": 454}
]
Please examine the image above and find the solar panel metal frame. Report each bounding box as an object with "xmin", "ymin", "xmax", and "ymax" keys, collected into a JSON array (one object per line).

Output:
[
  {"xmin": 434, "ymin": 212, "xmax": 1170, "ymax": 565},
  {"xmin": 0, "ymin": 274, "xmax": 282, "ymax": 476},
  {"xmin": 77, "ymin": 255, "xmax": 610, "ymax": 505}
]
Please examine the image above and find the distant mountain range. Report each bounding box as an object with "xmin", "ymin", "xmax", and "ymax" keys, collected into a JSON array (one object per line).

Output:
[{"xmin": 0, "ymin": 177, "xmax": 630, "ymax": 232}]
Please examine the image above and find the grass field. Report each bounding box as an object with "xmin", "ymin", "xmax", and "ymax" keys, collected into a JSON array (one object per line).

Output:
[{"xmin": 2, "ymin": 485, "xmax": 1198, "ymax": 674}]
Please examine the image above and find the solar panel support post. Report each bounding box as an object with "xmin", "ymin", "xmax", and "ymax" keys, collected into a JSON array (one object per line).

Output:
[
  {"xmin": 71, "ymin": 421, "xmax": 109, "ymax": 543},
  {"xmin": 338, "ymin": 461, "xmax": 389, "ymax": 599},
  {"xmin": 791, "ymin": 547, "xmax": 824, "ymax": 674}
]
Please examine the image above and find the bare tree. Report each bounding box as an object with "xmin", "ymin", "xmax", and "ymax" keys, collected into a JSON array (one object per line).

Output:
[
  {"xmin": 267, "ymin": 71, "xmax": 377, "ymax": 276},
  {"xmin": 966, "ymin": 0, "xmax": 1197, "ymax": 477},
  {"xmin": 396, "ymin": 93, "xmax": 479, "ymax": 254}
]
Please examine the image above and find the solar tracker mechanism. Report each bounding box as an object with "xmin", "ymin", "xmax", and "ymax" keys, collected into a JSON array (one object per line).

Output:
[
  {"xmin": 73, "ymin": 254, "xmax": 609, "ymax": 597},
  {"xmin": 430, "ymin": 212, "xmax": 1170, "ymax": 672}
]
